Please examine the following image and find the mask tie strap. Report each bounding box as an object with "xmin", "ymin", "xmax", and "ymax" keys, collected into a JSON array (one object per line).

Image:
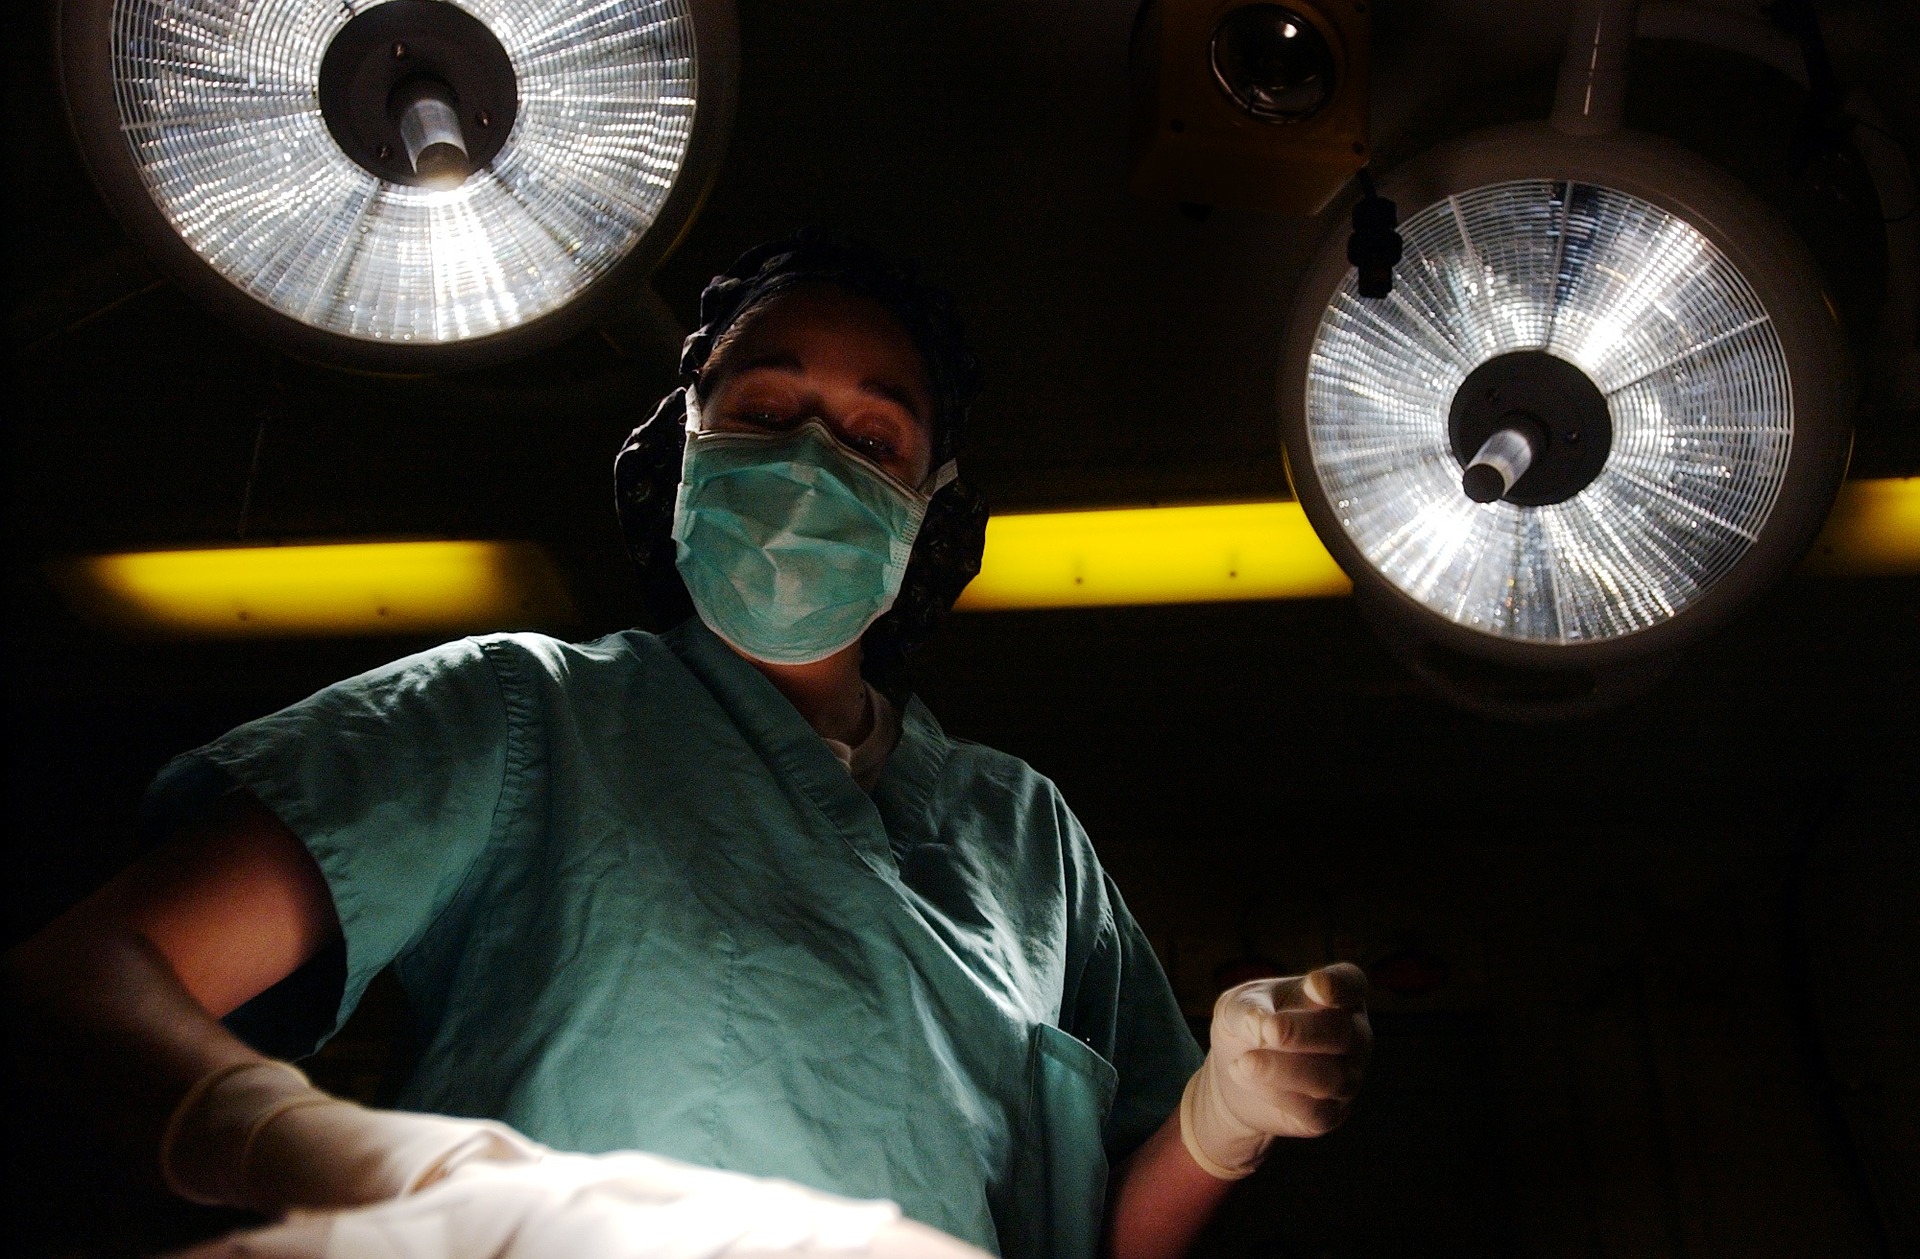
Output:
[{"xmin": 922, "ymin": 460, "xmax": 959, "ymax": 498}]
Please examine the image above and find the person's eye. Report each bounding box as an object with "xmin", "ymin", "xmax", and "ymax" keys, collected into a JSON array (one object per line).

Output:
[
  {"xmin": 732, "ymin": 409, "xmax": 791, "ymax": 430},
  {"xmin": 848, "ymin": 433, "xmax": 896, "ymax": 462}
]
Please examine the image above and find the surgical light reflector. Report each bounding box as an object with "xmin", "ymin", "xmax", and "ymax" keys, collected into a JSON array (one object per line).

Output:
[
  {"xmin": 1281, "ymin": 124, "xmax": 1853, "ymax": 677},
  {"xmin": 59, "ymin": 0, "xmax": 735, "ymax": 369},
  {"xmin": 52, "ymin": 541, "xmax": 575, "ymax": 638},
  {"xmin": 1306, "ymin": 178, "xmax": 1791, "ymax": 644}
]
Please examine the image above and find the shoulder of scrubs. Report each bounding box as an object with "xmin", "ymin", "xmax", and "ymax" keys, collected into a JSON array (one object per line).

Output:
[
  {"xmin": 905, "ymin": 728, "xmax": 1204, "ymax": 1162},
  {"xmin": 146, "ymin": 631, "xmax": 641, "ymax": 1044}
]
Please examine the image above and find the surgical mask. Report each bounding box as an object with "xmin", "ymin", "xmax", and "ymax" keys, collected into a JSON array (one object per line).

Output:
[{"xmin": 671, "ymin": 391, "xmax": 956, "ymax": 666}]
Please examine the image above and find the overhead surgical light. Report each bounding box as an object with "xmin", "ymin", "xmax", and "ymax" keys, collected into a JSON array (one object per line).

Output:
[
  {"xmin": 1277, "ymin": 0, "xmax": 1853, "ymax": 712},
  {"xmin": 56, "ymin": 0, "xmax": 737, "ymax": 370}
]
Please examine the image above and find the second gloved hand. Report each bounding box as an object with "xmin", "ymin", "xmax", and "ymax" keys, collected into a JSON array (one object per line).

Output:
[
  {"xmin": 166, "ymin": 1149, "xmax": 992, "ymax": 1259},
  {"xmin": 1179, "ymin": 964, "xmax": 1373, "ymax": 1179},
  {"xmin": 160, "ymin": 1060, "xmax": 541, "ymax": 1214}
]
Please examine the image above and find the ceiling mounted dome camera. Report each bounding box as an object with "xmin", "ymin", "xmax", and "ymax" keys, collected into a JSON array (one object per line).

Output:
[
  {"xmin": 1130, "ymin": 0, "xmax": 1371, "ymax": 216},
  {"xmin": 57, "ymin": 0, "xmax": 737, "ymax": 371},
  {"xmin": 1209, "ymin": 4, "xmax": 1338, "ymax": 124},
  {"xmin": 1279, "ymin": 124, "xmax": 1852, "ymax": 714}
]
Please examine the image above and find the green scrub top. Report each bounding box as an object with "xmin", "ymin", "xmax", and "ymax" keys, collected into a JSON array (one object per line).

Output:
[{"xmin": 148, "ymin": 620, "xmax": 1202, "ymax": 1259}]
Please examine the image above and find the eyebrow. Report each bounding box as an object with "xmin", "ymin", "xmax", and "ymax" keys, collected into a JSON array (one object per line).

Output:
[
  {"xmin": 729, "ymin": 351, "xmax": 805, "ymax": 376},
  {"xmin": 728, "ymin": 353, "xmax": 932, "ymax": 424},
  {"xmin": 859, "ymin": 376, "xmax": 930, "ymax": 420}
]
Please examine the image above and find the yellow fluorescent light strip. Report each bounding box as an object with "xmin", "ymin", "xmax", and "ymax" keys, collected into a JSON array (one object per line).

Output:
[
  {"xmin": 955, "ymin": 500, "xmax": 1352, "ymax": 610},
  {"xmin": 52, "ymin": 540, "xmax": 576, "ymax": 638},
  {"xmin": 956, "ymin": 477, "xmax": 1920, "ymax": 611},
  {"xmin": 47, "ymin": 479, "xmax": 1917, "ymax": 636},
  {"xmin": 1798, "ymin": 476, "xmax": 1920, "ymax": 577}
]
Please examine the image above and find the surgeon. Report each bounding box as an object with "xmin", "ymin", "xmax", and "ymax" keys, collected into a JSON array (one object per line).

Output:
[{"xmin": 6, "ymin": 232, "xmax": 1372, "ymax": 1259}]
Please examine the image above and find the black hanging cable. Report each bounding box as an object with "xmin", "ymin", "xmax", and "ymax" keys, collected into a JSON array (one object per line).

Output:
[
  {"xmin": 1779, "ymin": 773, "xmax": 1898, "ymax": 1257},
  {"xmin": 1348, "ymin": 168, "xmax": 1403, "ymax": 299},
  {"xmin": 1768, "ymin": 6, "xmax": 1910, "ymax": 232},
  {"xmin": 1770, "ymin": 0, "xmax": 1849, "ymax": 172},
  {"xmin": 235, "ymin": 421, "xmax": 268, "ymax": 540},
  {"xmin": 236, "ymin": 359, "xmax": 281, "ymax": 539}
]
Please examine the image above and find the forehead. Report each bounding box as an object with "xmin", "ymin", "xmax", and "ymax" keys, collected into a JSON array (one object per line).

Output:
[{"xmin": 710, "ymin": 285, "xmax": 934, "ymax": 399}]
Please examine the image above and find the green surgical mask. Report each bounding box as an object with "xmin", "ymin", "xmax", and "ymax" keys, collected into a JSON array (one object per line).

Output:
[{"xmin": 671, "ymin": 399, "xmax": 954, "ymax": 666}]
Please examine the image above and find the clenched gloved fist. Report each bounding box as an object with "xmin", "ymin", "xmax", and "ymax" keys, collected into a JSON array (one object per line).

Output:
[{"xmin": 1179, "ymin": 963, "xmax": 1372, "ymax": 1179}]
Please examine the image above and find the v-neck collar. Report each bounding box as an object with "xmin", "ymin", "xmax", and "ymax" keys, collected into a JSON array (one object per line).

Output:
[
  {"xmin": 873, "ymin": 693, "xmax": 948, "ymax": 852},
  {"xmin": 648, "ymin": 620, "xmax": 949, "ymax": 878}
]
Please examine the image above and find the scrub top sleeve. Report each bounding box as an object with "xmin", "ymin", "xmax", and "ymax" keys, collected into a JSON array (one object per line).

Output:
[
  {"xmin": 1070, "ymin": 875, "xmax": 1205, "ymax": 1161},
  {"xmin": 162, "ymin": 637, "xmax": 515, "ymax": 1032}
]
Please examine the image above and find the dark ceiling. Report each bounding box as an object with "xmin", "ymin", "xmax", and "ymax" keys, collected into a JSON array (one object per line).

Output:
[{"xmin": 7, "ymin": 2, "xmax": 1920, "ymax": 1257}]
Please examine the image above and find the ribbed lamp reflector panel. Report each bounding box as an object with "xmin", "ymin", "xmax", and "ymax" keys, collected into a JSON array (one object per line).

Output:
[
  {"xmin": 1305, "ymin": 180, "xmax": 1793, "ymax": 644},
  {"xmin": 108, "ymin": 0, "xmax": 695, "ymax": 342}
]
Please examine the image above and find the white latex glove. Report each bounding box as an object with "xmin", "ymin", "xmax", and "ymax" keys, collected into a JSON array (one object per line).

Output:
[
  {"xmin": 165, "ymin": 1149, "xmax": 992, "ymax": 1259},
  {"xmin": 160, "ymin": 1061, "xmax": 540, "ymax": 1214},
  {"xmin": 1179, "ymin": 963, "xmax": 1373, "ymax": 1179}
]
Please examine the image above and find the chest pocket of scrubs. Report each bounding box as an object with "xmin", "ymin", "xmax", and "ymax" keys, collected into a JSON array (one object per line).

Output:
[{"xmin": 1003, "ymin": 1023, "xmax": 1119, "ymax": 1259}]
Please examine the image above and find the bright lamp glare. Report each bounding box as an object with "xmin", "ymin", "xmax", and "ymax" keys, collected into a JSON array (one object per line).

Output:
[
  {"xmin": 109, "ymin": 0, "xmax": 696, "ymax": 343},
  {"xmin": 1306, "ymin": 180, "xmax": 1793, "ymax": 644},
  {"xmin": 52, "ymin": 541, "xmax": 575, "ymax": 637}
]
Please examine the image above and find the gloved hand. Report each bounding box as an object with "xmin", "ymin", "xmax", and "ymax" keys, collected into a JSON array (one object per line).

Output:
[
  {"xmin": 165, "ymin": 1148, "xmax": 993, "ymax": 1259},
  {"xmin": 1179, "ymin": 963, "xmax": 1372, "ymax": 1179},
  {"xmin": 160, "ymin": 1060, "xmax": 540, "ymax": 1214}
]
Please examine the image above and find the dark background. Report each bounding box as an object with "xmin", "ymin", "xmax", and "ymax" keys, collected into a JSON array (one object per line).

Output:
[{"xmin": 8, "ymin": 1, "xmax": 1917, "ymax": 1256}]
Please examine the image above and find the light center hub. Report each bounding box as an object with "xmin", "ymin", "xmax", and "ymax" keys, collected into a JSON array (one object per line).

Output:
[
  {"xmin": 317, "ymin": 1, "xmax": 518, "ymax": 188},
  {"xmin": 1447, "ymin": 350, "xmax": 1612, "ymax": 506}
]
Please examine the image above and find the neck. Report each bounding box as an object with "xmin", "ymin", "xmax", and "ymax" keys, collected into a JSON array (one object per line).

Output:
[{"xmin": 733, "ymin": 641, "xmax": 872, "ymax": 745}]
